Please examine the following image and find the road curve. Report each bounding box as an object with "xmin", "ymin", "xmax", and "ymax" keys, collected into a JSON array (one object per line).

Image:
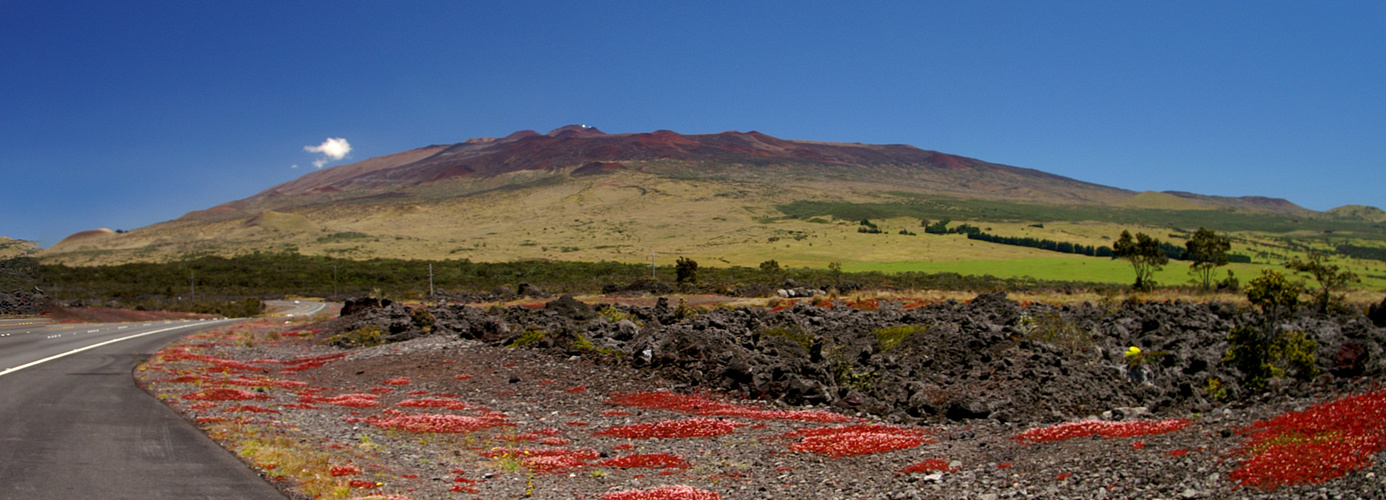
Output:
[
  {"xmin": 265, "ymin": 299, "xmax": 331, "ymax": 318},
  {"xmin": 0, "ymin": 319, "xmax": 288, "ymax": 499}
]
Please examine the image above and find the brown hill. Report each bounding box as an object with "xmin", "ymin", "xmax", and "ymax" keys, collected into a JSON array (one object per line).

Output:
[
  {"xmin": 41, "ymin": 126, "xmax": 1348, "ymax": 266},
  {"xmin": 189, "ymin": 125, "xmax": 1141, "ymax": 219}
]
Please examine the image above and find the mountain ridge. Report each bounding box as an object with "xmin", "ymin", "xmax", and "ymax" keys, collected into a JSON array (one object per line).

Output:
[{"xmin": 39, "ymin": 126, "xmax": 1380, "ymax": 266}]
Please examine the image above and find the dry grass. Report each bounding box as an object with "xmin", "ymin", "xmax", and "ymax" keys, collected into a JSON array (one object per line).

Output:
[
  {"xmin": 207, "ymin": 422, "xmax": 358, "ymax": 499},
  {"xmin": 34, "ymin": 169, "xmax": 1386, "ymax": 291}
]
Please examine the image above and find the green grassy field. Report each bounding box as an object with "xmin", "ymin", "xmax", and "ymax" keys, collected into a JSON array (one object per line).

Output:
[{"xmin": 848, "ymin": 255, "xmax": 1386, "ymax": 291}]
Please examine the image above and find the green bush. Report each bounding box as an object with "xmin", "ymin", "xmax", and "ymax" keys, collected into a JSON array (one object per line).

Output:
[
  {"xmin": 873, "ymin": 325, "xmax": 926, "ymax": 351},
  {"xmin": 1245, "ymin": 269, "xmax": 1302, "ymax": 312},
  {"xmin": 1021, "ymin": 312, "xmax": 1093, "ymax": 352},
  {"xmin": 410, "ymin": 306, "xmax": 435, "ymax": 331},
  {"xmin": 328, "ymin": 325, "xmax": 384, "ymax": 348},
  {"xmin": 508, "ymin": 328, "xmax": 548, "ymax": 348},
  {"xmin": 1223, "ymin": 326, "xmax": 1318, "ymax": 389},
  {"xmin": 759, "ymin": 325, "xmax": 814, "ymax": 352}
]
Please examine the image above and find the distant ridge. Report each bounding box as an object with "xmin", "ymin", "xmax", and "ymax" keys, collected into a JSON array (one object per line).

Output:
[
  {"xmin": 188, "ymin": 125, "xmax": 1144, "ymax": 219},
  {"xmin": 42, "ymin": 125, "xmax": 1376, "ymax": 266}
]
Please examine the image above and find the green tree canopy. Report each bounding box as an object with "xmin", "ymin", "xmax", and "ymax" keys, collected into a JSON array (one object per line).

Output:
[
  {"xmin": 674, "ymin": 257, "xmax": 698, "ymax": 284},
  {"xmin": 1185, "ymin": 227, "xmax": 1231, "ymax": 291},
  {"xmin": 1112, "ymin": 230, "xmax": 1168, "ymax": 291},
  {"xmin": 1285, "ymin": 252, "xmax": 1360, "ymax": 313}
]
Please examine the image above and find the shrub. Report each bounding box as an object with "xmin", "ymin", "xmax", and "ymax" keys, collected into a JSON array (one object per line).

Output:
[
  {"xmin": 409, "ymin": 307, "xmax": 435, "ymax": 331},
  {"xmin": 674, "ymin": 257, "xmax": 698, "ymax": 284},
  {"xmin": 829, "ymin": 355, "xmax": 874, "ymax": 392},
  {"xmin": 328, "ymin": 325, "xmax": 384, "ymax": 348},
  {"xmin": 508, "ymin": 328, "xmax": 548, "ymax": 348},
  {"xmin": 1022, "ymin": 313, "xmax": 1093, "ymax": 352},
  {"xmin": 873, "ymin": 325, "xmax": 926, "ymax": 351},
  {"xmin": 1285, "ymin": 252, "xmax": 1360, "ymax": 313},
  {"xmin": 1245, "ymin": 269, "xmax": 1302, "ymax": 313},
  {"xmin": 758, "ymin": 325, "xmax": 814, "ymax": 352},
  {"xmin": 1224, "ymin": 326, "xmax": 1318, "ymax": 389}
]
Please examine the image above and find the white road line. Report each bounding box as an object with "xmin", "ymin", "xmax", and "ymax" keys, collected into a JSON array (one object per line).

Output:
[{"xmin": 0, "ymin": 319, "xmax": 238, "ymax": 378}]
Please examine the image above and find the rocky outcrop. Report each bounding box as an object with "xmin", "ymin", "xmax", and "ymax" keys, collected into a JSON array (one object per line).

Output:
[
  {"xmin": 0, "ymin": 287, "xmax": 52, "ymax": 316},
  {"xmin": 333, "ymin": 293, "xmax": 1386, "ymax": 425}
]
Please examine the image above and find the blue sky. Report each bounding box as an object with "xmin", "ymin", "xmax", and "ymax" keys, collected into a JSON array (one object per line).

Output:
[{"xmin": 3, "ymin": 2, "xmax": 1384, "ymax": 246}]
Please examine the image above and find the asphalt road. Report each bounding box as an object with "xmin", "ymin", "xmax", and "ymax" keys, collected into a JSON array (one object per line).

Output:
[
  {"xmin": 0, "ymin": 318, "xmax": 288, "ymax": 499},
  {"xmin": 265, "ymin": 299, "xmax": 330, "ymax": 318}
]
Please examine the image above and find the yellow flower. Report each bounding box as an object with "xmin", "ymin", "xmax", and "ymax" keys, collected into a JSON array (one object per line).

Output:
[{"xmin": 1125, "ymin": 346, "xmax": 1142, "ymax": 358}]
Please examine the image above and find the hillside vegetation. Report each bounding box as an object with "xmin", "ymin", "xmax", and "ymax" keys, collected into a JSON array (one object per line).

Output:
[{"xmin": 33, "ymin": 127, "xmax": 1386, "ymax": 291}]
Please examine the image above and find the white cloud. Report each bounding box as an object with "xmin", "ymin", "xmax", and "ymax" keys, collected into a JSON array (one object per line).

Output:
[
  {"xmin": 304, "ymin": 137, "xmax": 351, "ymax": 168},
  {"xmin": 290, "ymin": 164, "xmax": 299, "ymax": 169}
]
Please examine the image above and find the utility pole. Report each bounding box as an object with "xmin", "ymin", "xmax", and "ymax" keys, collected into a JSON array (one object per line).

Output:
[
  {"xmin": 190, "ymin": 271, "xmax": 195, "ymax": 300},
  {"xmin": 332, "ymin": 263, "xmax": 338, "ymax": 299},
  {"xmin": 428, "ymin": 263, "xmax": 434, "ymax": 298},
  {"xmin": 650, "ymin": 251, "xmax": 657, "ymax": 280}
]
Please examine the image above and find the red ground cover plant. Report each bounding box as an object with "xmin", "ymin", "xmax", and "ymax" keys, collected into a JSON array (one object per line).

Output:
[
  {"xmin": 593, "ymin": 418, "xmax": 739, "ymax": 440},
  {"xmin": 182, "ymin": 388, "xmax": 268, "ymax": 401},
  {"xmin": 844, "ymin": 298, "xmax": 879, "ymax": 311},
  {"xmin": 396, "ymin": 398, "xmax": 470, "ymax": 410},
  {"xmin": 776, "ymin": 424, "xmax": 931, "ymax": 458},
  {"xmin": 1013, "ymin": 418, "xmax": 1191, "ymax": 444},
  {"xmin": 348, "ymin": 479, "xmax": 380, "ymax": 489},
  {"xmin": 161, "ymin": 349, "xmax": 266, "ymax": 372},
  {"xmin": 601, "ymin": 485, "xmax": 721, "ymax": 500},
  {"xmin": 898, "ymin": 458, "xmax": 957, "ymax": 475},
  {"xmin": 224, "ymin": 405, "xmax": 280, "ymax": 414},
  {"xmin": 223, "ymin": 376, "xmax": 308, "ymax": 389},
  {"xmin": 768, "ymin": 299, "xmax": 798, "ymax": 312},
  {"xmin": 330, "ymin": 464, "xmax": 362, "ymax": 477},
  {"xmin": 321, "ymin": 393, "xmax": 382, "ymax": 408},
  {"xmin": 481, "ymin": 447, "xmax": 600, "ymax": 473},
  {"xmin": 380, "ymin": 377, "xmax": 411, "ymax": 385},
  {"xmin": 370, "ymin": 413, "xmax": 510, "ymax": 434},
  {"xmin": 606, "ymin": 391, "xmax": 856, "ymax": 423},
  {"xmin": 899, "ymin": 298, "xmax": 940, "ymax": 310},
  {"xmin": 497, "ymin": 428, "xmax": 563, "ymax": 442},
  {"xmin": 1228, "ymin": 389, "xmax": 1386, "ymax": 490},
  {"xmin": 162, "ymin": 374, "xmax": 213, "ymax": 384},
  {"xmin": 597, "ymin": 453, "xmax": 690, "ymax": 469},
  {"xmin": 279, "ymin": 354, "xmax": 346, "ymax": 372}
]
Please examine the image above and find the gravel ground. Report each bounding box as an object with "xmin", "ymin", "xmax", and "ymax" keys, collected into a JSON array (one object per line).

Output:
[{"xmin": 136, "ymin": 313, "xmax": 1386, "ymax": 500}]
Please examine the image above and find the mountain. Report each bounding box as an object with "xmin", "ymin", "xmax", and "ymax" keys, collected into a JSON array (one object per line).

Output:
[
  {"xmin": 1327, "ymin": 204, "xmax": 1386, "ymax": 223},
  {"xmin": 40, "ymin": 126, "xmax": 1375, "ymax": 267},
  {"xmin": 0, "ymin": 237, "xmax": 38, "ymax": 259},
  {"xmin": 185, "ymin": 125, "xmax": 1135, "ymax": 220}
]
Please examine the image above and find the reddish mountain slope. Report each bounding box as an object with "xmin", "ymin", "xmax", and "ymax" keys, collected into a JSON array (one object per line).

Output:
[{"xmin": 190, "ymin": 125, "xmax": 1134, "ymax": 219}]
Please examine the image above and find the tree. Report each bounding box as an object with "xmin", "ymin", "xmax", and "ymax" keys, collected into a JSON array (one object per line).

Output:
[
  {"xmin": 1228, "ymin": 269, "xmax": 1316, "ymax": 389},
  {"xmin": 759, "ymin": 259, "xmax": 781, "ymax": 274},
  {"xmin": 674, "ymin": 257, "xmax": 698, "ymax": 284},
  {"xmin": 1112, "ymin": 231, "xmax": 1168, "ymax": 291},
  {"xmin": 1285, "ymin": 252, "xmax": 1360, "ymax": 313},
  {"xmin": 1245, "ymin": 268, "xmax": 1302, "ymax": 313},
  {"xmin": 1184, "ymin": 227, "xmax": 1231, "ymax": 291}
]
